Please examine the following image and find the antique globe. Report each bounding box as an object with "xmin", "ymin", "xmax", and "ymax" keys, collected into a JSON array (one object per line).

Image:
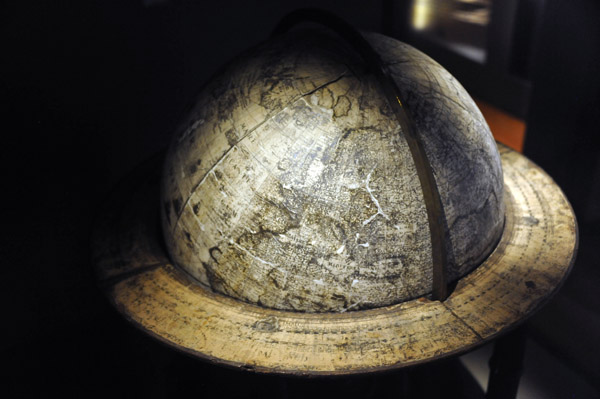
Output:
[
  {"xmin": 160, "ymin": 27, "xmax": 503, "ymax": 312},
  {"xmin": 93, "ymin": 12, "xmax": 577, "ymax": 374}
]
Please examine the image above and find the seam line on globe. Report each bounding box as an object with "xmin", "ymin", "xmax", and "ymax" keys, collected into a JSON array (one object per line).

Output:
[{"xmin": 170, "ymin": 72, "xmax": 348, "ymax": 234}]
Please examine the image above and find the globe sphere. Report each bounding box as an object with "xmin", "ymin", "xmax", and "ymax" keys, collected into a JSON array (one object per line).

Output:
[{"xmin": 160, "ymin": 29, "xmax": 504, "ymax": 313}]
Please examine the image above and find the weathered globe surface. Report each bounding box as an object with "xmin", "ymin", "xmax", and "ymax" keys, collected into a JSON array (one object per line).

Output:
[{"xmin": 160, "ymin": 29, "xmax": 504, "ymax": 312}]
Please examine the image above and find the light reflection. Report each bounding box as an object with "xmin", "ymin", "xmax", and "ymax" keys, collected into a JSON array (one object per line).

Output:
[
  {"xmin": 411, "ymin": 0, "xmax": 434, "ymax": 31},
  {"xmin": 409, "ymin": 0, "xmax": 491, "ymax": 63}
]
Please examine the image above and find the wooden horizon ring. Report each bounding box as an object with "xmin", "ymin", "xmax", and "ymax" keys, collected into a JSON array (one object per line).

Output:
[{"xmin": 92, "ymin": 143, "xmax": 578, "ymax": 376}]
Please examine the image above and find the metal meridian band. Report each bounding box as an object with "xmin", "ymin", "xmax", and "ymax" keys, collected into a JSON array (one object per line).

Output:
[{"xmin": 272, "ymin": 9, "xmax": 451, "ymax": 301}]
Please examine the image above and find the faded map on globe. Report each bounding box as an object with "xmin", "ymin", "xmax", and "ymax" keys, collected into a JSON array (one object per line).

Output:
[{"xmin": 160, "ymin": 29, "xmax": 504, "ymax": 313}]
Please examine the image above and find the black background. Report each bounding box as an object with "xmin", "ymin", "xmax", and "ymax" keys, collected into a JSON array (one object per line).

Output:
[{"xmin": 2, "ymin": 1, "xmax": 599, "ymax": 397}]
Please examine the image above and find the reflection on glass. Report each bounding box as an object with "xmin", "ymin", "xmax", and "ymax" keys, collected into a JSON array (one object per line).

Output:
[{"xmin": 410, "ymin": 0, "xmax": 491, "ymax": 63}]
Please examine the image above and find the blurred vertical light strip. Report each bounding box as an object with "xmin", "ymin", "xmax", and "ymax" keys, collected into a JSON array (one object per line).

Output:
[{"xmin": 412, "ymin": 0, "xmax": 434, "ymax": 31}]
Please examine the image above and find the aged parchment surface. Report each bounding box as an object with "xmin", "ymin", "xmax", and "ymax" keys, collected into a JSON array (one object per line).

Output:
[{"xmin": 160, "ymin": 30, "xmax": 504, "ymax": 312}]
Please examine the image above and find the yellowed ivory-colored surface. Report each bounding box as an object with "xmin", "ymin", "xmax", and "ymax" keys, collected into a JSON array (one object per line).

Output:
[{"xmin": 160, "ymin": 31, "xmax": 504, "ymax": 312}]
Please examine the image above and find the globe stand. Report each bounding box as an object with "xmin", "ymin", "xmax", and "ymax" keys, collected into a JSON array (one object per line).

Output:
[
  {"xmin": 486, "ymin": 327, "xmax": 527, "ymax": 399},
  {"xmin": 92, "ymin": 5, "xmax": 577, "ymax": 387}
]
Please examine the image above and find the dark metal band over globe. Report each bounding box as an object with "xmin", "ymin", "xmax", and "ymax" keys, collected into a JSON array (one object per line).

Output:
[
  {"xmin": 160, "ymin": 9, "xmax": 505, "ymax": 312},
  {"xmin": 92, "ymin": 9, "xmax": 576, "ymax": 375},
  {"xmin": 273, "ymin": 8, "xmax": 457, "ymax": 301}
]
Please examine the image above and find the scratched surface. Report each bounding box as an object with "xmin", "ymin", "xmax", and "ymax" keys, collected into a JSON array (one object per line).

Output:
[
  {"xmin": 159, "ymin": 30, "xmax": 504, "ymax": 312},
  {"xmin": 93, "ymin": 143, "xmax": 577, "ymax": 374}
]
